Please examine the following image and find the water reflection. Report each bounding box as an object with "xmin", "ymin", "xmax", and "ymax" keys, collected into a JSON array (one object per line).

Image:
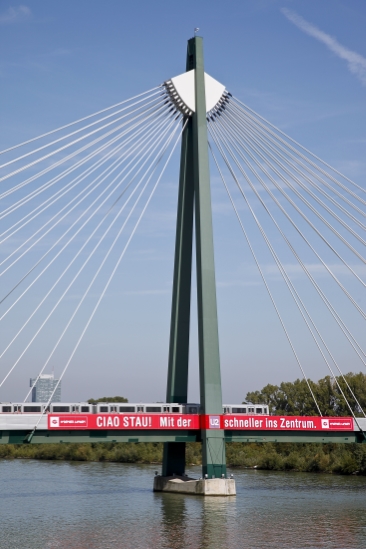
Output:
[
  {"xmin": 198, "ymin": 496, "xmax": 238, "ymax": 549},
  {"xmin": 0, "ymin": 461, "xmax": 365, "ymax": 549},
  {"xmin": 159, "ymin": 493, "xmax": 188, "ymax": 548},
  {"xmin": 158, "ymin": 490, "xmax": 238, "ymax": 549}
]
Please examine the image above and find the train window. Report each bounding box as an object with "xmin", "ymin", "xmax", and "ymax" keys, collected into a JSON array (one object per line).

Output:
[
  {"xmin": 53, "ymin": 406, "xmax": 70, "ymax": 412},
  {"xmin": 2, "ymin": 406, "xmax": 11, "ymax": 412},
  {"xmin": 110, "ymin": 406, "xmax": 117, "ymax": 412},
  {"xmin": 232, "ymin": 408, "xmax": 246, "ymax": 413},
  {"xmin": 172, "ymin": 407, "xmax": 179, "ymax": 413},
  {"xmin": 119, "ymin": 406, "xmax": 135, "ymax": 413},
  {"xmin": 137, "ymin": 406, "xmax": 144, "ymax": 412},
  {"xmin": 256, "ymin": 408, "xmax": 263, "ymax": 414},
  {"xmin": 72, "ymin": 406, "xmax": 79, "ymax": 412},
  {"xmin": 81, "ymin": 406, "xmax": 90, "ymax": 413},
  {"xmin": 223, "ymin": 407, "xmax": 230, "ymax": 413},
  {"xmin": 23, "ymin": 406, "xmax": 41, "ymax": 412},
  {"xmin": 248, "ymin": 407, "xmax": 254, "ymax": 413},
  {"xmin": 14, "ymin": 406, "xmax": 22, "ymax": 412},
  {"xmin": 99, "ymin": 406, "xmax": 108, "ymax": 412},
  {"xmin": 163, "ymin": 406, "xmax": 170, "ymax": 412},
  {"xmin": 188, "ymin": 407, "xmax": 197, "ymax": 413},
  {"xmin": 146, "ymin": 407, "xmax": 161, "ymax": 412}
]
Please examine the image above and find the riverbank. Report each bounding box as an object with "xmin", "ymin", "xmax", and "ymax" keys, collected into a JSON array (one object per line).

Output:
[{"xmin": 1, "ymin": 442, "xmax": 365, "ymax": 475}]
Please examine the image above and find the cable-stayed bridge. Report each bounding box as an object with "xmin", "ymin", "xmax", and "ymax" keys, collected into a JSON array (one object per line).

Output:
[{"xmin": 0, "ymin": 37, "xmax": 365, "ymax": 486}]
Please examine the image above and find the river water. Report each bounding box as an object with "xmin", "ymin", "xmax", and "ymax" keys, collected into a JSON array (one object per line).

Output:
[{"xmin": 1, "ymin": 459, "xmax": 365, "ymax": 549}]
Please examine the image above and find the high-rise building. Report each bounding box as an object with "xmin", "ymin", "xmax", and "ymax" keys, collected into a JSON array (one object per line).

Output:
[{"xmin": 30, "ymin": 374, "xmax": 61, "ymax": 403}]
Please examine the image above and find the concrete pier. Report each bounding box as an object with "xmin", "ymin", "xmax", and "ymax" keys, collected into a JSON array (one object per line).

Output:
[{"xmin": 153, "ymin": 475, "xmax": 236, "ymax": 496}]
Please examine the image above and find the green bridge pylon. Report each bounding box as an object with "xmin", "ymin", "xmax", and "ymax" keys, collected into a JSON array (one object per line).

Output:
[{"xmin": 162, "ymin": 36, "xmax": 226, "ymax": 479}]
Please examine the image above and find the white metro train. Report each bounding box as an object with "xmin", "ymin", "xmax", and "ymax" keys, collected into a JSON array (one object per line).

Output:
[{"xmin": 0, "ymin": 402, "xmax": 269, "ymax": 415}]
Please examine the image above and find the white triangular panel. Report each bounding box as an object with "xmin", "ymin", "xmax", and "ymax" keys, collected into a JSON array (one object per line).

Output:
[
  {"xmin": 204, "ymin": 73, "xmax": 226, "ymax": 112},
  {"xmin": 170, "ymin": 70, "xmax": 196, "ymax": 112},
  {"xmin": 169, "ymin": 70, "xmax": 226, "ymax": 113}
]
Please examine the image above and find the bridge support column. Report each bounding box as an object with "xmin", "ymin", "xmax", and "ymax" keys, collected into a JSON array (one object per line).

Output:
[
  {"xmin": 192, "ymin": 36, "xmax": 226, "ymax": 479},
  {"xmin": 162, "ymin": 61, "xmax": 194, "ymax": 479},
  {"xmin": 162, "ymin": 36, "xmax": 228, "ymax": 484}
]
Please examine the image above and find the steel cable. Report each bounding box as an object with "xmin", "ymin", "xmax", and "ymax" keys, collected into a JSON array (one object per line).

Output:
[
  {"xmin": 209, "ymin": 135, "xmax": 365, "ymax": 417},
  {"xmin": 24, "ymin": 119, "xmax": 184, "ymax": 403},
  {"xmin": 0, "ymin": 112, "xmax": 178, "ymax": 311},
  {"xmin": 208, "ymin": 119, "xmax": 366, "ymax": 363},
  {"xmin": 0, "ymin": 116, "xmax": 182, "ymax": 390},
  {"xmin": 0, "ymin": 99, "xmax": 170, "ymax": 227},
  {"xmin": 0, "ymin": 95, "xmax": 168, "ymax": 201},
  {"xmin": 228, "ymin": 102, "xmax": 366, "ymax": 224},
  {"xmin": 0, "ymin": 89, "xmax": 163, "ymax": 169},
  {"xmin": 224, "ymin": 104, "xmax": 366, "ymax": 245},
  {"xmin": 232, "ymin": 96, "xmax": 366, "ymax": 198},
  {"xmin": 213, "ymin": 113, "xmax": 366, "ymax": 289},
  {"xmin": 25, "ymin": 118, "xmax": 187, "ymax": 434},
  {"xmin": 210, "ymin": 142, "xmax": 365, "ymax": 425},
  {"xmin": 0, "ymin": 86, "xmax": 162, "ymax": 157},
  {"xmin": 0, "ymin": 107, "xmax": 172, "ymax": 272},
  {"xmin": 208, "ymin": 137, "xmax": 322, "ymax": 416},
  {"xmin": 217, "ymin": 110, "xmax": 366, "ymax": 266}
]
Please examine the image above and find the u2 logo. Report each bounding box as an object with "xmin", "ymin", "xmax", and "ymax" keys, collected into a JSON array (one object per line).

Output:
[{"xmin": 209, "ymin": 416, "xmax": 220, "ymax": 429}]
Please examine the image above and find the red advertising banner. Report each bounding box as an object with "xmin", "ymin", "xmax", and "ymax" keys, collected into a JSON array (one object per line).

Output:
[
  {"xmin": 48, "ymin": 414, "xmax": 354, "ymax": 432},
  {"xmin": 212, "ymin": 415, "xmax": 354, "ymax": 431},
  {"xmin": 48, "ymin": 414, "xmax": 200, "ymax": 430}
]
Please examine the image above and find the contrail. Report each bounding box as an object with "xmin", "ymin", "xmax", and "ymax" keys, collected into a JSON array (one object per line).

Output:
[{"xmin": 282, "ymin": 8, "xmax": 366, "ymax": 87}]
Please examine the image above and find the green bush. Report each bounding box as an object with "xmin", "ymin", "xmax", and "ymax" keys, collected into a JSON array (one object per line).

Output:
[
  {"xmin": 258, "ymin": 451, "xmax": 284, "ymax": 470},
  {"xmin": 283, "ymin": 452, "xmax": 302, "ymax": 471}
]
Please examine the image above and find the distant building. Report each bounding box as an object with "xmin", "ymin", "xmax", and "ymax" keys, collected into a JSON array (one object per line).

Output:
[{"xmin": 30, "ymin": 374, "xmax": 61, "ymax": 403}]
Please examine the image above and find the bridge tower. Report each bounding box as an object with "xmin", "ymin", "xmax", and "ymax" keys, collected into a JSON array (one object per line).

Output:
[{"xmin": 163, "ymin": 36, "xmax": 226, "ymax": 479}]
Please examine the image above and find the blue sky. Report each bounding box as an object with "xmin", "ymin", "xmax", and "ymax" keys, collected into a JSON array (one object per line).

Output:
[{"xmin": 0, "ymin": 1, "xmax": 365, "ymax": 404}]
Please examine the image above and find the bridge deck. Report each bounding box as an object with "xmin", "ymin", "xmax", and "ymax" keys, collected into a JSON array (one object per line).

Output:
[
  {"xmin": 0, "ymin": 413, "xmax": 365, "ymax": 444},
  {"xmin": 0, "ymin": 429, "xmax": 363, "ymax": 444}
]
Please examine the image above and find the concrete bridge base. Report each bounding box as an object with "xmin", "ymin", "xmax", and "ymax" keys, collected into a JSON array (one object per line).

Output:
[{"xmin": 153, "ymin": 475, "xmax": 236, "ymax": 496}]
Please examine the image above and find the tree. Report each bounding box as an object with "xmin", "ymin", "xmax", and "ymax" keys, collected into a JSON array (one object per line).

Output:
[
  {"xmin": 245, "ymin": 372, "xmax": 366, "ymax": 417},
  {"xmin": 87, "ymin": 396, "xmax": 128, "ymax": 404},
  {"xmin": 335, "ymin": 372, "xmax": 366, "ymax": 416}
]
